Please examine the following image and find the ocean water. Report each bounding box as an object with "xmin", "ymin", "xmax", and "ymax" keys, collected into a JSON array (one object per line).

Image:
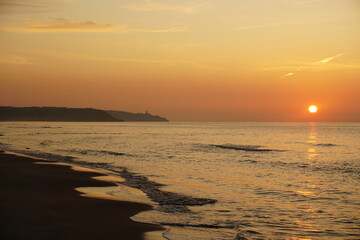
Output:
[{"xmin": 0, "ymin": 122, "xmax": 359, "ymax": 240}]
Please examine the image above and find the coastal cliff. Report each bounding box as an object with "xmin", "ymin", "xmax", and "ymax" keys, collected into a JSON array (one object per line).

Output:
[
  {"xmin": 107, "ymin": 110, "xmax": 169, "ymax": 122},
  {"xmin": 0, "ymin": 107, "xmax": 169, "ymax": 122},
  {"xmin": 0, "ymin": 107, "xmax": 120, "ymax": 122}
]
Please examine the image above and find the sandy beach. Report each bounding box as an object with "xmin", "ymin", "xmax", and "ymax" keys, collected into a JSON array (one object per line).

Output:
[{"xmin": 0, "ymin": 150, "xmax": 163, "ymax": 240}]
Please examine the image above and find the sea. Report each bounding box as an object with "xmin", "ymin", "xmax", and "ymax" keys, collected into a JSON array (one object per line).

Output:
[{"xmin": 0, "ymin": 122, "xmax": 359, "ymax": 240}]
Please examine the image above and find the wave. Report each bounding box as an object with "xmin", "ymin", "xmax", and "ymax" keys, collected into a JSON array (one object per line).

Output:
[
  {"xmin": 28, "ymin": 132, "xmax": 122, "ymax": 136},
  {"xmin": 0, "ymin": 146, "xmax": 76, "ymax": 162},
  {"xmin": 232, "ymin": 151, "xmax": 360, "ymax": 177},
  {"xmin": 160, "ymin": 222, "xmax": 234, "ymax": 229},
  {"xmin": 0, "ymin": 146, "xmax": 217, "ymax": 214},
  {"xmin": 119, "ymin": 168, "xmax": 217, "ymax": 213},
  {"xmin": 316, "ymin": 143, "xmax": 338, "ymax": 147},
  {"xmin": 242, "ymin": 158, "xmax": 360, "ymax": 177},
  {"xmin": 52, "ymin": 132, "xmax": 122, "ymax": 135},
  {"xmin": 288, "ymin": 142, "xmax": 339, "ymax": 147},
  {"xmin": 62, "ymin": 149, "xmax": 126, "ymax": 156},
  {"xmin": 211, "ymin": 144, "xmax": 283, "ymax": 152},
  {"xmin": 61, "ymin": 157, "xmax": 217, "ymax": 213},
  {"xmin": 40, "ymin": 140, "xmax": 53, "ymax": 146},
  {"xmin": 9, "ymin": 126, "xmax": 62, "ymax": 129}
]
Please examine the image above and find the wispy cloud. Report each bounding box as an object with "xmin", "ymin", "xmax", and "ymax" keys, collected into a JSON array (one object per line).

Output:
[
  {"xmin": 234, "ymin": 23, "xmax": 286, "ymax": 31},
  {"xmin": 0, "ymin": 0, "xmax": 71, "ymax": 5},
  {"xmin": 312, "ymin": 53, "xmax": 344, "ymax": 65},
  {"xmin": 0, "ymin": 0, "xmax": 41, "ymax": 8},
  {"xmin": 0, "ymin": 0, "xmax": 70, "ymax": 13},
  {"xmin": 279, "ymin": 53, "xmax": 346, "ymax": 78},
  {"xmin": 81, "ymin": 56, "xmax": 223, "ymax": 71},
  {"xmin": 0, "ymin": 18, "xmax": 123, "ymax": 32},
  {"xmin": 0, "ymin": 56, "xmax": 34, "ymax": 65},
  {"xmin": 291, "ymin": 0, "xmax": 320, "ymax": 6},
  {"xmin": 129, "ymin": 26, "xmax": 187, "ymax": 33},
  {"xmin": 233, "ymin": 20, "xmax": 305, "ymax": 31},
  {"xmin": 281, "ymin": 72, "xmax": 294, "ymax": 78},
  {"xmin": 0, "ymin": 18, "xmax": 187, "ymax": 33},
  {"xmin": 125, "ymin": 1, "xmax": 196, "ymax": 14},
  {"xmin": 29, "ymin": 49, "xmax": 223, "ymax": 71}
]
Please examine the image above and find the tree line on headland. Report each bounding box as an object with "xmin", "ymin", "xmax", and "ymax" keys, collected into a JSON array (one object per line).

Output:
[{"xmin": 0, "ymin": 107, "xmax": 168, "ymax": 122}]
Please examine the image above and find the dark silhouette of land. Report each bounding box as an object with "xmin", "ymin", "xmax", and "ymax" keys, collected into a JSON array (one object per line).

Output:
[
  {"xmin": 0, "ymin": 107, "xmax": 168, "ymax": 122},
  {"xmin": 107, "ymin": 110, "xmax": 168, "ymax": 122},
  {"xmin": 0, "ymin": 107, "xmax": 119, "ymax": 122}
]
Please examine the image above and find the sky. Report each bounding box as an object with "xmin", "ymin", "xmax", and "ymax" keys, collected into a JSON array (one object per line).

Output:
[{"xmin": 0, "ymin": 0, "xmax": 359, "ymax": 121}]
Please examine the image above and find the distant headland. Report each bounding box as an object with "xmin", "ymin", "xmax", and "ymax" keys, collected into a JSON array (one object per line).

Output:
[
  {"xmin": 0, "ymin": 107, "xmax": 169, "ymax": 122},
  {"xmin": 106, "ymin": 110, "xmax": 168, "ymax": 122}
]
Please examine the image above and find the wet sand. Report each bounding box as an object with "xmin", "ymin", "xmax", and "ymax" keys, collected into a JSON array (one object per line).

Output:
[{"xmin": 0, "ymin": 151, "xmax": 163, "ymax": 240}]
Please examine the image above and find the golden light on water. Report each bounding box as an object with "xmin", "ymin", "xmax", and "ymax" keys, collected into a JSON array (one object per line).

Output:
[{"xmin": 308, "ymin": 105, "xmax": 318, "ymax": 113}]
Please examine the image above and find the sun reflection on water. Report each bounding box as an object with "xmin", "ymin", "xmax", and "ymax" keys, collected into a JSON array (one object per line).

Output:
[
  {"xmin": 307, "ymin": 123, "xmax": 318, "ymax": 161},
  {"xmin": 295, "ymin": 190, "xmax": 318, "ymax": 198},
  {"xmin": 307, "ymin": 148, "xmax": 318, "ymax": 161},
  {"xmin": 307, "ymin": 122, "xmax": 317, "ymax": 144}
]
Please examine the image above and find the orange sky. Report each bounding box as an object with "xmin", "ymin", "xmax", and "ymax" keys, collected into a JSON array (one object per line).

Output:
[{"xmin": 0, "ymin": 0, "xmax": 359, "ymax": 121}]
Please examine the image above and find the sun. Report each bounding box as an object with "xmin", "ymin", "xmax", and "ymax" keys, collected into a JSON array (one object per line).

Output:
[{"xmin": 308, "ymin": 105, "xmax": 318, "ymax": 113}]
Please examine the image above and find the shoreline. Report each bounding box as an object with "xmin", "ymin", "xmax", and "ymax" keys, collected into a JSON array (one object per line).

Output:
[{"xmin": 0, "ymin": 150, "xmax": 164, "ymax": 240}]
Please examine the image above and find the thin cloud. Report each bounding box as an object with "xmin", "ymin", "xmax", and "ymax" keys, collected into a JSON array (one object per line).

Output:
[
  {"xmin": 29, "ymin": 49, "xmax": 223, "ymax": 71},
  {"xmin": 0, "ymin": 1, "xmax": 42, "ymax": 8},
  {"xmin": 312, "ymin": 53, "xmax": 344, "ymax": 65},
  {"xmin": 0, "ymin": 18, "xmax": 125, "ymax": 33},
  {"xmin": 234, "ymin": 24, "xmax": 270, "ymax": 30},
  {"xmin": 277, "ymin": 53, "xmax": 345, "ymax": 78},
  {"xmin": 125, "ymin": 1, "xmax": 195, "ymax": 14},
  {"xmin": 234, "ymin": 23, "xmax": 287, "ymax": 31},
  {"xmin": 0, "ymin": 56, "xmax": 34, "ymax": 65},
  {"xmin": 129, "ymin": 26, "xmax": 187, "ymax": 33},
  {"xmin": 0, "ymin": 0, "xmax": 71, "ymax": 4},
  {"xmin": 281, "ymin": 72, "xmax": 294, "ymax": 78},
  {"xmin": 0, "ymin": 18, "xmax": 187, "ymax": 33},
  {"xmin": 233, "ymin": 21, "xmax": 304, "ymax": 31},
  {"xmin": 82, "ymin": 56, "xmax": 223, "ymax": 71},
  {"xmin": 0, "ymin": 0, "xmax": 70, "ymax": 13}
]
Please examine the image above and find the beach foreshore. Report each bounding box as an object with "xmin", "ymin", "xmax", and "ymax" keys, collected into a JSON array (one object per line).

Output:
[{"xmin": 0, "ymin": 150, "xmax": 164, "ymax": 240}]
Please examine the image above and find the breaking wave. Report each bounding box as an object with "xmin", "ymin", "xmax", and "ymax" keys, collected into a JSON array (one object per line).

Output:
[
  {"xmin": 119, "ymin": 168, "xmax": 217, "ymax": 213},
  {"xmin": 27, "ymin": 132, "xmax": 122, "ymax": 136},
  {"xmin": 0, "ymin": 146, "xmax": 217, "ymax": 214},
  {"xmin": 9, "ymin": 126, "xmax": 62, "ymax": 129},
  {"xmin": 160, "ymin": 222, "xmax": 234, "ymax": 229},
  {"xmin": 58, "ymin": 156, "xmax": 218, "ymax": 213},
  {"xmin": 40, "ymin": 140, "xmax": 53, "ymax": 146},
  {"xmin": 211, "ymin": 144, "xmax": 284, "ymax": 152},
  {"xmin": 316, "ymin": 143, "xmax": 338, "ymax": 147},
  {"xmin": 0, "ymin": 145, "xmax": 75, "ymax": 162},
  {"xmin": 61, "ymin": 149, "xmax": 126, "ymax": 156}
]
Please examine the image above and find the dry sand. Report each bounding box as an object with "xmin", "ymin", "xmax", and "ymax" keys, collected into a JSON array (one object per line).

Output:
[{"xmin": 0, "ymin": 151, "xmax": 163, "ymax": 240}]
